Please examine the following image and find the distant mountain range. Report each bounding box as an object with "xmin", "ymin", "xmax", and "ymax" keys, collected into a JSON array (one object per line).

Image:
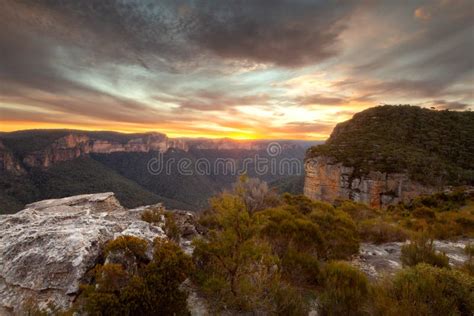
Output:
[{"xmin": 0, "ymin": 130, "xmax": 319, "ymax": 213}]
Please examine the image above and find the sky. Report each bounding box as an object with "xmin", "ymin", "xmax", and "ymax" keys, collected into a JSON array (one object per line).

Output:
[{"xmin": 0, "ymin": 0, "xmax": 473, "ymax": 140}]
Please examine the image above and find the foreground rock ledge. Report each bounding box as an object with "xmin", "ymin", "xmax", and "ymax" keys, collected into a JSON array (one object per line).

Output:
[{"xmin": 0, "ymin": 193, "xmax": 198, "ymax": 315}]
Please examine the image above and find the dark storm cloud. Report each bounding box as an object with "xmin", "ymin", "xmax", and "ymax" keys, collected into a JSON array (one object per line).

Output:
[
  {"xmin": 0, "ymin": 0, "xmax": 354, "ymax": 74},
  {"xmin": 0, "ymin": 0, "xmax": 190, "ymax": 91},
  {"xmin": 188, "ymin": 0, "xmax": 355, "ymax": 67},
  {"xmin": 0, "ymin": 0, "xmax": 356, "ymax": 110}
]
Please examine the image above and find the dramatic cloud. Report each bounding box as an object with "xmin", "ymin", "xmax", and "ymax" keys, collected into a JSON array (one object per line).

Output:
[
  {"xmin": 0, "ymin": 0, "xmax": 472, "ymax": 139},
  {"xmin": 432, "ymin": 100, "xmax": 470, "ymax": 111},
  {"xmin": 188, "ymin": 1, "xmax": 354, "ymax": 67},
  {"xmin": 297, "ymin": 94, "xmax": 347, "ymax": 106}
]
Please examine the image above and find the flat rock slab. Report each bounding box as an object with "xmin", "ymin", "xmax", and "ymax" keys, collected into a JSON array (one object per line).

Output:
[
  {"xmin": 352, "ymin": 238, "xmax": 473, "ymax": 279},
  {"xmin": 0, "ymin": 193, "xmax": 165, "ymax": 314}
]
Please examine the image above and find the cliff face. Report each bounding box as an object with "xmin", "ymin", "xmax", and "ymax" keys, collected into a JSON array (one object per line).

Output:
[
  {"xmin": 304, "ymin": 156, "xmax": 435, "ymax": 208},
  {"xmin": 0, "ymin": 193, "xmax": 200, "ymax": 315},
  {"xmin": 0, "ymin": 141, "xmax": 25, "ymax": 175},
  {"xmin": 22, "ymin": 133, "xmax": 188, "ymax": 168},
  {"xmin": 10, "ymin": 131, "xmax": 305, "ymax": 169},
  {"xmin": 303, "ymin": 105, "xmax": 474, "ymax": 207}
]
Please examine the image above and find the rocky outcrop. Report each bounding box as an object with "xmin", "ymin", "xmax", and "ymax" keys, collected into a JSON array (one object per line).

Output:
[
  {"xmin": 22, "ymin": 133, "xmax": 189, "ymax": 168},
  {"xmin": 304, "ymin": 156, "xmax": 435, "ymax": 208},
  {"xmin": 0, "ymin": 193, "xmax": 199, "ymax": 315},
  {"xmin": 351, "ymin": 239, "xmax": 473, "ymax": 279}
]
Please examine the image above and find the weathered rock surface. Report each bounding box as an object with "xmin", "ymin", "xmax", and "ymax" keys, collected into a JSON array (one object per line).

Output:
[
  {"xmin": 304, "ymin": 156, "xmax": 435, "ymax": 208},
  {"xmin": 0, "ymin": 193, "xmax": 199, "ymax": 315},
  {"xmin": 351, "ymin": 238, "xmax": 473, "ymax": 279}
]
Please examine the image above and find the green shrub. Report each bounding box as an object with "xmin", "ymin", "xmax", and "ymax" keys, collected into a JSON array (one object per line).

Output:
[
  {"xmin": 259, "ymin": 207, "xmax": 325, "ymax": 256},
  {"xmin": 465, "ymin": 243, "xmax": 474, "ymax": 259},
  {"xmin": 373, "ymin": 264, "xmax": 474, "ymax": 316},
  {"xmin": 270, "ymin": 281, "xmax": 309, "ymax": 316},
  {"xmin": 281, "ymin": 248, "xmax": 320, "ymax": 287},
  {"xmin": 141, "ymin": 206, "xmax": 181, "ymax": 242},
  {"xmin": 283, "ymin": 193, "xmax": 334, "ymax": 214},
  {"xmin": 411, "ymin": 191, "xmax": 468, "ymax": 212},
  {"xmin": 462, "ymin": 243, "xmax": 474, "ymax": 276},
  {"xmin": 78, "ymin": 237, "xmax": 192, "ymax": 315},
  {"xmin": 358, "ymin": 219, "xmax": 408, "ymax": 243},
  {"xmin": 274, "ymin": 194, "xmax": 359, "ymax": 260},
  {"xmin": 337, "ymin": 200, "xmax": 380, "ymax": 221},
  {"xmin": 318, "ymin": 261, "xmax": 369, "ymax": 316},
  {"xmin": 193, "ymin": 193, "xmax": 279, "ymax": 312},
  {"xmin": 310, "ymin": 209, "xmax": 360, "ymax": 260},
  {"xmin": 104, "ymin": 235, "xmax": 148, "ymax": 262},
  {"xmin": 141, "ymin": 206, "xmax": 164, "ymax": 224},
  {"xmin": 412, "ymin": 206, "xmax": 436, "ymax": 220},
  {"xmin": 163, "ymin": 212, "xmax": 181, "ymax": 242},
  {"xmin": 401, "ymin": 237, "xmax": 449, "ymax": 268},
  {"xmin": 258, "ymin": 207, "xmax": 323, "ymax": 286}
]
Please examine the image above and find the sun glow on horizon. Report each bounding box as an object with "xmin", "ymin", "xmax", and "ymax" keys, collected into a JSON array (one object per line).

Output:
[{"xmin": 0, "ymin": 121, "xmax": 329, "ymax": 140}]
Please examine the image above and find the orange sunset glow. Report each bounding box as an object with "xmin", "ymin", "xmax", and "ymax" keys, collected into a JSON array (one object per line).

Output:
[{"xmin": 0, "ymin": 0, "xmax": 472, "ymax": 139}]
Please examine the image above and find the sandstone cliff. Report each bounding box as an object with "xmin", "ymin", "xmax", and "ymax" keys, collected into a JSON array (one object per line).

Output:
[
  {"xmin": 304, "ymin": 156, "xmax": 435, "ymax": 208},
  {"xmin": 22, "ymin": 132, "xmax": 188, "ymax": 168},
  {"xmin": 2, "ymin": 130, "xmax": 307, "ymax": 169},
  {"xmin": 303, "ymin": 105, "xmax": 474, "ymax": 207},
  {"xmin": 0, "ymin": 193, "xmax": 200, "ymax": 315},
  {"xmin": 0, "ymin": 141, "xmax": 25, "ymax": 175}
]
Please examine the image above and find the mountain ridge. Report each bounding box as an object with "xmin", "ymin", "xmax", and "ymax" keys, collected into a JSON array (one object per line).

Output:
[
  {"xmin": 0, "ymin": 130, "xmax": 315, "ymax": 213},
  {"xmin": 304, "ymin": 105, "xmax": 474, "ymax": 207}
]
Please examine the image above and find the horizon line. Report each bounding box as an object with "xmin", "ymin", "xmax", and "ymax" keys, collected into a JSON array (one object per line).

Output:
[{"xmin": 0, "ymin": 127, "xmax": 327, "ymax": 142}]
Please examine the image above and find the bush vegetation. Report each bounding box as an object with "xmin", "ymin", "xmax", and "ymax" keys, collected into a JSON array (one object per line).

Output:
[
  {"xmin": 334, "ymin": 190, "xmax": 474, "ymax": 243},
  {"xmin": 76, "ymin": 236, "xmax": 192, "ymax": 315},
  {"xmin": 400, "ymin": 236, "xmax": 450, "ymax": 268},
  {"xmin": 192, "ymin": 178, "xmax": 474, "ymax": 314},
  {"xmin": 141, "ymin": 206, "xmax": 181, "ymax": 242},
  {"xmin": 318, "ymin": 261, "xmax": 369, "ymax": 316},
  {"xmin": 306, "ymin": 105, "xmax": 474, "ymax": 186},
  {"xmin": 462, "ymin": 243, "xmax": 474, "ymax": 276},
  {"xmin": 192, "ymin": 178, "xmax": 361, "ymax": 313},
  {"xmin": 22, "ymin": 178, "xmax": 474, "ymax": 314},
  {"xmin": 372, "ymin": 264, "xmax": 474, "ymax": 316}
]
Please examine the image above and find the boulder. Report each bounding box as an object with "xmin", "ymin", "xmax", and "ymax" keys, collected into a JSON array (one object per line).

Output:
[{"xmin": 0, "ymin": 193, "xmax": 167, "ymax": 314}]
